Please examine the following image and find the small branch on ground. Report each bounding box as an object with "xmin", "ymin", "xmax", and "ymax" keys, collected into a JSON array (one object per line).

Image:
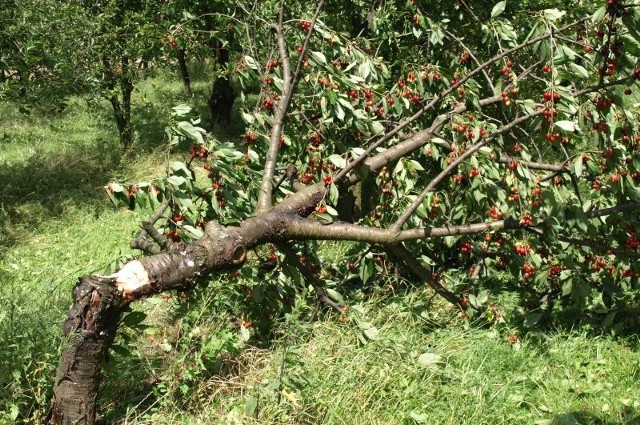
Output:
[{"xmin": 384, "ymin": 243, "xmax": 462, "ymax": 307}]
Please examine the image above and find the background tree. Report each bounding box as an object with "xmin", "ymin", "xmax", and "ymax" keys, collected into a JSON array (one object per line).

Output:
[
  {"xmin": 41, "ymin": 0, "xmax": 640, "ymax": 423},
  {"xmin": 1, "ymin": 0, "xmax": 172, "ymax": 149}
]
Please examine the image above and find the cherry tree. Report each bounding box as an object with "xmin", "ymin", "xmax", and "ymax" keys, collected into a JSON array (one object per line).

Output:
[{"xmin": 46, "ymin": 1, "xmax": 640, "ymax": 423}]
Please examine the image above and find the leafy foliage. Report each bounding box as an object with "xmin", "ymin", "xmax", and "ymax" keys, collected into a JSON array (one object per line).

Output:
[{"xmin": 109, "ymin": 0, "xmax": 640, "ymax": 331}]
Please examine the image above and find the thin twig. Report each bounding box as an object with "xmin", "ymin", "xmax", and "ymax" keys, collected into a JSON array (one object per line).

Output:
[
  {"xmin": 391, "ymin": 109, "xmax": 543, "ymax": 231},
  {"xmin": 384, "ymin": 243, "xmax": 462, "ymax": 306},
  {"xmin": 277, "ymin": 243, "xmax": 343, "ymax": 312},
  {"xmin": 130, "ymin": 199, "xmax": 170, "ymax": 254}
]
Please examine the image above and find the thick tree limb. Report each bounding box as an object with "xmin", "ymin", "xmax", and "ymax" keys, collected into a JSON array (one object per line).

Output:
[
  {"xmin": 45, "ymin": 276, "xmax": 124, "ymax": 425},
  {"xmin": 498, "ymin": 155, "xmax": 567, "ymax": 172},
  {"xmin": 585, "ymin": 202, "xmax": 640, "ymax": 218},
  {"xmin": 557, "ymin": 235, "xmax": 640, "ymax": 259},
  {"xmin": 344, "ymin": 94, "xmax": 505, "ymax": 186},
  {"xmin": 47, "ymin": 183, "xmax": 326, "ymax": 424},
  {"xmin": 285, "ymin": 217, "xmax": 521, "ymax": 244}
]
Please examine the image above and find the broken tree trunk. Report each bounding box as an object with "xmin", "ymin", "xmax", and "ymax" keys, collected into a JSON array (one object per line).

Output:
[
  {"xmin": 45, "ymin": 276, "xmax": 123, "ymax": 424},
  {"xmin": 45, "ymin": 184, "xmax": 325, "ymax": 424}
]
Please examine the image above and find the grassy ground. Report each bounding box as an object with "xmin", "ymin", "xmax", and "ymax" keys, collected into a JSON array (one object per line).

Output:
[{"xmin": 1, "ymin": 70, "xmax": 639, "ymax": 424}]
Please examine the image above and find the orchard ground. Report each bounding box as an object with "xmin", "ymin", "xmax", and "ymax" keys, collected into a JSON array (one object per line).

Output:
[{"xmin": 1, "ymin": 72, "xmax": 640, "ymax": 424}]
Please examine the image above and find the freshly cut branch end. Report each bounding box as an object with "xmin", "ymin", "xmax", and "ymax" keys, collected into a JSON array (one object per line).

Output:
[{"xmin": 113, "ymin": 260, "xmax": 150, "ymax": 294}]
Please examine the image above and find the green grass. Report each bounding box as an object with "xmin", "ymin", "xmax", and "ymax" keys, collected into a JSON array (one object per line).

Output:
[
  {"xmin": 112, "ymin": 293, "xmax": 640, "ymax": 425},
  {"xmin": 1, "ymin": 69, "xmax": 640, "ymax": 424}
]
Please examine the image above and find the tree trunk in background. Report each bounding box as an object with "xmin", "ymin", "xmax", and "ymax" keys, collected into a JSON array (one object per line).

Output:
[
  {"xmin": 176, "ymin": 48, "xmax": 191, "ymax": 97},
  {"xmin": 105, "ymin": 56, "xmax": 134, "ymax": 149},
  {"xmin": 208, "ymin": 40, "xmax": 235, "ymax": 127}
]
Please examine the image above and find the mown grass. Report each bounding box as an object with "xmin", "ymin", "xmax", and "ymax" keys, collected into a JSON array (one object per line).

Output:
[{"xmin": 1, "ymin": 69, "xmax": 640, "ymax": 424}]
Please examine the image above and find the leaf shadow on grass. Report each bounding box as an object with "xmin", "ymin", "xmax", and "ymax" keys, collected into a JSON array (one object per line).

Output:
[
  {"xmin": 130, "ymin": 77, "xmax": 214, "ymax": 152},
  {"xmin": 0, "ymin": 138, "xmax": 125, "ymax": 250},
  {"xmin": 552, "ymin": 410, "xmax": 637, "ymax": 425}
]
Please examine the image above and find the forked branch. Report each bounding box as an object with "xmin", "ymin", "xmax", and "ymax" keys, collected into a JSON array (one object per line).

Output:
[{"xmin": 257, "ymin": 0, "xmax": 325, "ymax": 212}]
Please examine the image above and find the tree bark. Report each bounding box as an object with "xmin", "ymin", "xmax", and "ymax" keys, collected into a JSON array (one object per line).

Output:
[
  {"xmin": 208, "ymin": 40, "xmax": 236, "ymax": 127},
  {"xmin": 106, "ymin": 57, "xmax": 134, "ymax": 150},
  {"xmin": 45, "ymin": 276, "xmax": 124, "ymax": 425},
  {"xmin": 46, "ymin": 184, "xmax": 325, "ymax": 424},
  {"xmin": 176, "ymin": 48, "xmax": 191, "ymax": 97}
]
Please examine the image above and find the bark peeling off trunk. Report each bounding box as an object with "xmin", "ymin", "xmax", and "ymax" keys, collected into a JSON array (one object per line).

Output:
[{"xmin": 46, "ymin": 276, "xmax": 124, "ymax": 425}]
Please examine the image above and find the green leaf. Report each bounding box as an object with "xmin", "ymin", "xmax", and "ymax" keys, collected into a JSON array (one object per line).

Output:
[
  {"xmin": 573, "ymin": 156, "xmax": 583, "ymax": 176},
  {"xmin": 491, "ymin": 1, "xmax": 506, "ymax": 18},
  {"xmin": 417, "ymin": 352, "xmax": 442, "ymax": 366},
  {"xmin": 328, "ymin": 154, "xmax": 347, "ymax": 168},
  {"xmin": 244, "ymin": 55, "xmax": 258, "ymax": 70},
  {"xmin": 244, "ymin": 397, "xmax": 258, "ymax": 415},
  {"xmin": 241, "ymin": 111, "xmax": 254, "ymax": 124},
  {"xmin": 170, "ymin": 161, "xmax": 192, "ymax": 177},
  {"xmin": 363, "ymin": 327, "xmax": 379, "ymax": 340},
  {"xmin": 473, "ymin": 190, "xmax": 487, "ymax": 203},
  {"xmin": 569, "ymin": 63, "xmax": 589, "ymax": 79},
  {"xmin": 107, "ymin": 182, "xmax": 124, "ymax": 192},
  {"xmin": 310, "ymin": 51, "xmax": 327, "ymax": 64},
  {"xmin": 555, "ymin": 120, "xmax": 575, "ymax": 132},
  {"xmin": 329, "ymin": 183, "xmax": 339, "ymax": 205},
  {"xmin": 175, "ymin": 121, "xmax": 204, "ymax": 144},
  {"xmin": 359, "ymin": 260, "xmax": 374, "ymax": 284},
  {"xmin": 409, "ymin": 411, "xmax": 428, "ymax": 423},
  {"xmin": 123, "ymin": 311, "xmax": 147, "ymax": 327},
  {"xmin": 358, "ymin": 60, "xmax": 370, "ymax": 79},
  {"xmin": 335, "ymin": 102, "xmax": 345, "ymax": 121},
  {"xmin": 172, "ymin": 104, "xmax": 192, "ymax": 116},
  {"xmin": 543, "ymin": 8, "xmax": 565, "ymax": 21},
  {"xmin": 592, "ymin": 6, "xmax": 606, "ymax": 23},
  {"xmin": 239, "ymin": 325, "xmax": 251, "ymax": 342},
  {"xmin": 524, "ymin": 312, "xmax": 543, "ymax": 327},
  {"xmin": 325, "ymin": 288, "xmax": 344, "ymax": 304},
  {"xmin": 182, "ymin": 225, "xmax": 203, "ymax": 239},
  {"xmin": 168, "ymin": 175, "xmax": 186, "ymax": 187},
  {"xmin": 370, "ymin": 120, "xmax": 384, "ymax": 135}
]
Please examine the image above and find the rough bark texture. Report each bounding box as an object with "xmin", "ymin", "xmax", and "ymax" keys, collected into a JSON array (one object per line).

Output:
[
  {"xmin": 45, "ymin": 276, "xmax": 124, "ymax": 425},
  {"xmin": 176, "ymin": 48, "xmax": 191, "ymax": 97},
  {"xmin": 46, "ymin": 185, "xmax": 325, "ymax": 424}
]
